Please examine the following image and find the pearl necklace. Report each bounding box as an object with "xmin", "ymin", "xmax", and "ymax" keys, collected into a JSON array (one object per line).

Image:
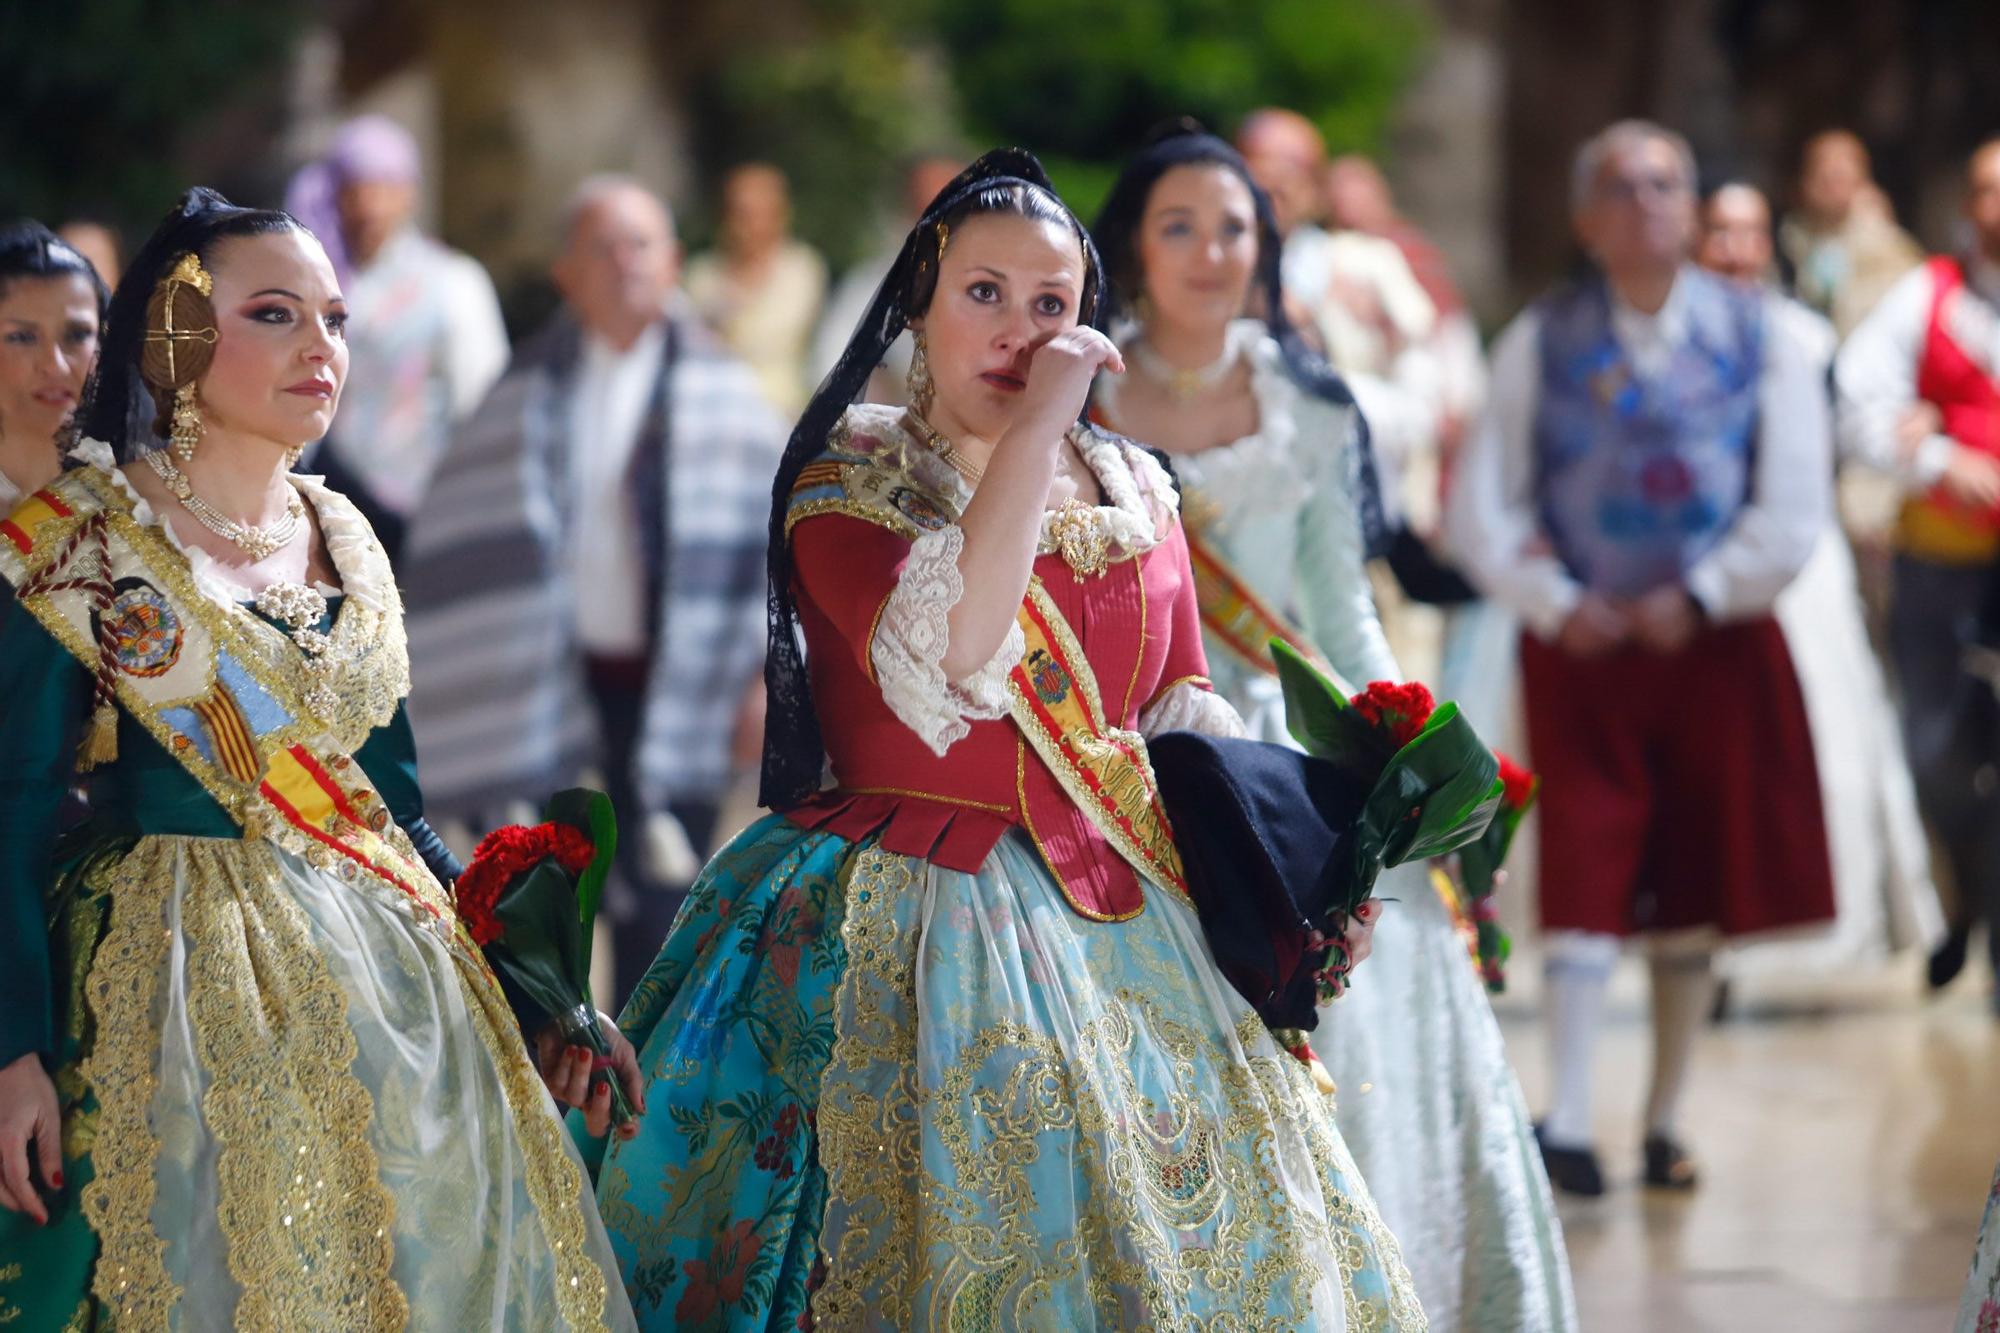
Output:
[
  {"xmin": 910, "ymin": 414, "xmax": 987, "ymax": 486},
  {"xmin": 1129, "ymin": 335, "xmax": 1240, "ymax": 403},
  {"xmin": 147, "ymin": 449, "xmax": 304, "ymax": 562}
]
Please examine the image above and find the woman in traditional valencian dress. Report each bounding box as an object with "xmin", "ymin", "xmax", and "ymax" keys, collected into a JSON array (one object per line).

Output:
[
  {"xmin": 1090, "ymin": 127, "xmax": 1575, "ymax": 1333},
  {"xmin": 0, "ymin": 189, "xmax": 637, "ymax": 1331},
  {"xmin": 0, "ymin": 221, "xmax": 104, "ymax": 537},
  {"xmin": 585, "ymin": 150, "xmax": 1425, "ymax": 1330}
]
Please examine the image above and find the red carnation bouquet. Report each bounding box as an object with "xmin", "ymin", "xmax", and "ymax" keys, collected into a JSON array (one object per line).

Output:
[
  {"xmin": 456, "ymin": 788, "xmax": 633, "ymax": 1127},
  {"xmin": 1452, "ymin": 752, "xmax": 1539, "ymax": 993},
  {"xmin": 1274, "ymin": 650, "xmax": 1503, "ymax": 1006}
]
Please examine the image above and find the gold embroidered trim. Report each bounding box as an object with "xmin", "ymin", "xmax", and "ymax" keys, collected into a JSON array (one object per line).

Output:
[
  {"xmin": 1014, "ymin": 737, "xmax": 1139, "ymax": 924},
  {"xmin": 1142, "ymin": 674, "xmax": 1214, "ymax": 715},
  {"xmin": 814, "ymin": 848, "xmax": 923, "ymax": 1328},
  {"xmin": 1277, "ymin": 1050, "xmax": 1427, "ymax": 1330},
  {"xmin": 179, "ymin": 839, "xmax": 406, "ymax": 1329},
  {"xmin": 79, "ymin": 842, "xmax": 179, "ymax": 1327},
  {"xmin": 861, "ymin": 587, "xmax": 896, "ymax": 684},
  {"xmin": 1119, "ymin": 555, "xmax": 1149, "ymax": 723},
  {"xmin": 456, "ymin": 953, "xmax": 613, "ymax": 1333},
  {"xmin": 834, "ymin": 785, "xmax": 1012, "ymax": 816},
  {"xmin": 1008, "ymin": 578, "xmax": 1188, "ymax": 906},
  {"xmin": 817, "ymin": 854, "xmax": 1374, "ymax": 1329},
  {"xmin": 783, "ymin": 496, "xmax": 921, "ymax": 542}
]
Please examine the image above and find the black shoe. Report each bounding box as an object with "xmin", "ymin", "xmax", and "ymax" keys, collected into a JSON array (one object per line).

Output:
[
  {"xmin": 1534, "ymin": 1123, "xmax": 1605, "ymax": 1197},
  {"xmin": 1643, "ymin": 1133, "xmax": 1699, "ymax": 1190},
  {"xmin": 1929, "ymin": 924, "xmax": 1972, "ymax": 991}
]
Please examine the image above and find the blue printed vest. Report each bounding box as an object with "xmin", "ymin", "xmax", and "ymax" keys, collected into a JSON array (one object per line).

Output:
[{"xmin": 1533, "ymin": 269, "xmax": 1763, "ymax": 598}]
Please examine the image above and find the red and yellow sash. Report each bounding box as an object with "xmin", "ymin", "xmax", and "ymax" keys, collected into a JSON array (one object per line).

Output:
[
  {"xmin": 1186, "ymin": 526, "xmax": 1336, "ymax": 680},
  {"xmin": 1007, "ymin": 578, "xmax": 1188, "ymax": 904},
  {"xmin": 2, "ymin": 470, "xmax": 459, "ymax": 934}
]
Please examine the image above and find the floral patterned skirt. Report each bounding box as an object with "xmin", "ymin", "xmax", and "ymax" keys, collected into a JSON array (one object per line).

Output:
[
  {"xmin": 584, "ymin": 814, "xmax": 1426, "ymax": 1331},
  {"xmin": 1961, "ymin": 1161, "xmax": 2000, "ymax": 1333}
]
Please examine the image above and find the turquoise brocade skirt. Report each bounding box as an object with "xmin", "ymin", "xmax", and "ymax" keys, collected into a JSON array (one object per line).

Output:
[{"xmin": 583, "ymin": 814, "xmax": 1426, "ymax": 1331}]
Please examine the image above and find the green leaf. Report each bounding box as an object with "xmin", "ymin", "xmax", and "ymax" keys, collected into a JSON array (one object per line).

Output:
[
  {"xmin": 669, "ymin": 1103, "xmax": 713, "ymax": 1157},
  {"xmin": 1359, "ymin": 705, "xmax": 1499, "ymax": 862},
  {"xmin": 1272, "ymin": 638, "xmax": 1377, "ymax": 764},
  {"xmin": 543, "ymin": 788, "xmax": 618, "ymax": 974}
]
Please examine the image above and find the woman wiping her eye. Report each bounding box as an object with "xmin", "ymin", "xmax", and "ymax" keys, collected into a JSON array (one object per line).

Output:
[{"xmin": 584, "ymin": 148, "xmax": 1424, "ymax": 1331}]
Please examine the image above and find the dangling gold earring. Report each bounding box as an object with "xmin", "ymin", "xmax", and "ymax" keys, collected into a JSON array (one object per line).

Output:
[
  {"xmin": 283, "ymin": 445, "xmax": 304, "ymax": 469},
  {"xmin": 907, "ymin": 329, "xmax": 935, "ymax": 418},
  {"xmin": 170, "ymin": 383, "xmax": 203, "ymax": 461}
]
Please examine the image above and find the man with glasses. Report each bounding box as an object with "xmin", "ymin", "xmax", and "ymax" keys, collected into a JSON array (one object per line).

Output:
[{"xmin": 1446, "ymin": 120, "xmax": 1835, "ymax": 1196}]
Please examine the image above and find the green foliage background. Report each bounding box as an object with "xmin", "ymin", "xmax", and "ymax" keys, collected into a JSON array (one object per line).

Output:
[
  {"xmin": 0, "ymin": 0, "xmax": 1426, "ymax": 274},
  {"xmin": 665, "ymin": 0, "xmax": 1427, "ymax": 265},
  {"xmin": 926, "ymin": 0, "xmax": 1429, "ymax": 218},
  {"xmin": 0, "ymin": 1, "xmax": 304, "ymax": 230}
]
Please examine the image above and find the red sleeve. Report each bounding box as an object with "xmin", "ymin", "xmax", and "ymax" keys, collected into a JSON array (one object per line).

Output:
[
  {"xmin": 789, "ymin": 513, "xmax": 916, "ymax": 678},
  {"xmin": 1145, "ymin": 523, "xmax": 1216, "ymax": 711}
]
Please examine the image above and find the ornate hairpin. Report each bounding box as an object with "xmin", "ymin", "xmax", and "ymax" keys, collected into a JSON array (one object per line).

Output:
[{"xmin": 145, "ymin": 252, "xmax": 218, "ymax": 383}]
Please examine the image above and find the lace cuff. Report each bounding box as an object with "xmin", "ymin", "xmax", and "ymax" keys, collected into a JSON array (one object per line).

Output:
[
  {"xmin": 870, "ymin": 525, "xmax": 1022, "ymax": 756},
  {"xmin": 1139, "ymin": 681, "xmax": 1247, "ymax": 740}
]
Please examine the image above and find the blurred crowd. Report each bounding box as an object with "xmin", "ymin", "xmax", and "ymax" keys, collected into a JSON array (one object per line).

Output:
[{"xmin": 6, "ymin": 111, "xmax": 1999, "ymax": 1026}]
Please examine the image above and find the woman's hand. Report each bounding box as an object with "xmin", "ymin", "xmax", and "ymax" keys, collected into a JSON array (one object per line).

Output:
[
  {"xmin": 1343, "ymin": 898, "xmax": 1381, "ymax": 970},
  {"xmin": 0, "ymin": 1053, "xmax": 61, "ymax": 1224},
  {"xmin": 1010, "ymin": 327, "xmax": 1124, "ymax": 445},
  {"xmin": 535, "ymin": 1014, "xmax": 647, "ymax": 1139}
]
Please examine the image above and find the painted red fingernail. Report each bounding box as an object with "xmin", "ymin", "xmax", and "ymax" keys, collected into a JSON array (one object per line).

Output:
[{"xmin": 51, "ymin": 1171, "xmax": 62, "ymax": 1189}]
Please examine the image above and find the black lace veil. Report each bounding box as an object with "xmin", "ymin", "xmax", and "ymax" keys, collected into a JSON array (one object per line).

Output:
[
  {"xmin": 759, "ymin": 148, "xmax": 1108, "ymax": 809},
  {"xmin": 1088, "ymin": 121, "xmax": 1391, "ymax": 558}
]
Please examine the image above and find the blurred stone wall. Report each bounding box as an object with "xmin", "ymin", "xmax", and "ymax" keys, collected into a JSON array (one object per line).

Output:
[{"xmin": 1386, "ymin": 0, "xmax": 2000, "ymax": 324}]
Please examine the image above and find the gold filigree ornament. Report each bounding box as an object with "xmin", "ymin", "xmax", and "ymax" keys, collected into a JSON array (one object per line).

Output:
[
  {"xmin": 1048, "ymin": 498, "xmax": 1111, "ymax": 577},
  {"xmin": 253, "ymin": 581, "xmax": 339, "ymax": 718},
  {"xmin": 141, "ymin": 252, "xmax": 219, "ymax": 463}
]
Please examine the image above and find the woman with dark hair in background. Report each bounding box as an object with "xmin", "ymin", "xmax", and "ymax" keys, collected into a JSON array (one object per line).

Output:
[
  {"xmin": 586, "ymin": 149, "xmax": 1422, "ymax": 1330},
  {"xmin": 1092, "ymin": 124, "xmax": 1576, "ymax": 1333},
  {"xmin": 0, "ymin": 188, "xmax": 636, "ymax": 1330},
  {"xmin": 0, "ymin": 221, "xmax": 104, "ymax": 511}
]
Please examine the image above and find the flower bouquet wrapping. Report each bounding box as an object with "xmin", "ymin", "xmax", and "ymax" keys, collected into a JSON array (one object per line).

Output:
[
  {"xmin": 455, "ymin": 788, "xmax": 634, "ymax": 1127},
  {"xmin": 1148, "ymin": 639, "xmax": 1502, "ymax": 1038},
  {"xmin": 1450, "ymin": 752, "xmax": 1538, "ymax": 993}
]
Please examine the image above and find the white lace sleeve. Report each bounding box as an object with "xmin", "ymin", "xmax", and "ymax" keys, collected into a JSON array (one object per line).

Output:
[
  {"xmin": 869, "ymin": 524, "xmax": 1023, "ymax": 756},
  {"xmin": 1138, "ymin": 681, "xmax": 1248, "ymax": 740}
]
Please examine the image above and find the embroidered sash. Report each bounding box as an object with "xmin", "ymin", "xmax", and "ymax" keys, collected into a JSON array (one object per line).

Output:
[
  {"xmin": 1007, "ymin": 578, "xmax": 1189, "ymax": 903},
  {"xmin": 1, "ymin": 470, "xmax": 460, "ymax": 935},
  {"xmin": 1185, "ymin": 525, "xmax": 1338, "ymax": 681}
]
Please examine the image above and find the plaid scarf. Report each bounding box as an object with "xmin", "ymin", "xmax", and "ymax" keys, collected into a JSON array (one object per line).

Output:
[{"xmin": 402, "ymin": 306, "xmax": 783, "ymax": 819}]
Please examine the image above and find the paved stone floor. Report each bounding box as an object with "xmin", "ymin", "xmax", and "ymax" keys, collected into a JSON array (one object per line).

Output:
[{"xmin": 1492, "ymin": 955, "xmax": 1998, "ymax": 1332}]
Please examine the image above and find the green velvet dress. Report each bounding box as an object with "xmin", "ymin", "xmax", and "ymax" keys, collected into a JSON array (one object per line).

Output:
[
  {"xmin": 0, "ymin": 598, "xmax": 456, "ymax": 1330},
  {"xmin": 0, "ymin": 455, "xmax": 634, "ymax": 1331}
]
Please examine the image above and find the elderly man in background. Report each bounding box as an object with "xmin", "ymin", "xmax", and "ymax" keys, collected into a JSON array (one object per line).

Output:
[
  {"xmin": 285, "ymin": 114, "xmax": 509, "ymax": 563},
  {"xmin": 403, "ymin": 175, "xmax": 784, "ymax": 1001},
  {"xmin": 1780, "ymin": 129, "xmax": 1924, "ymax": 338},
  {"xmin": 1449, "ymin": 120, "xmax": 1835, "ymax": 1196},
  {"xmin": 1837, "ymin": 137, "xmax": 2000, "ymax": 1012},
  {"xmin": 685, "ymin": 161, "xmax": 827, "ymax": 415}
]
